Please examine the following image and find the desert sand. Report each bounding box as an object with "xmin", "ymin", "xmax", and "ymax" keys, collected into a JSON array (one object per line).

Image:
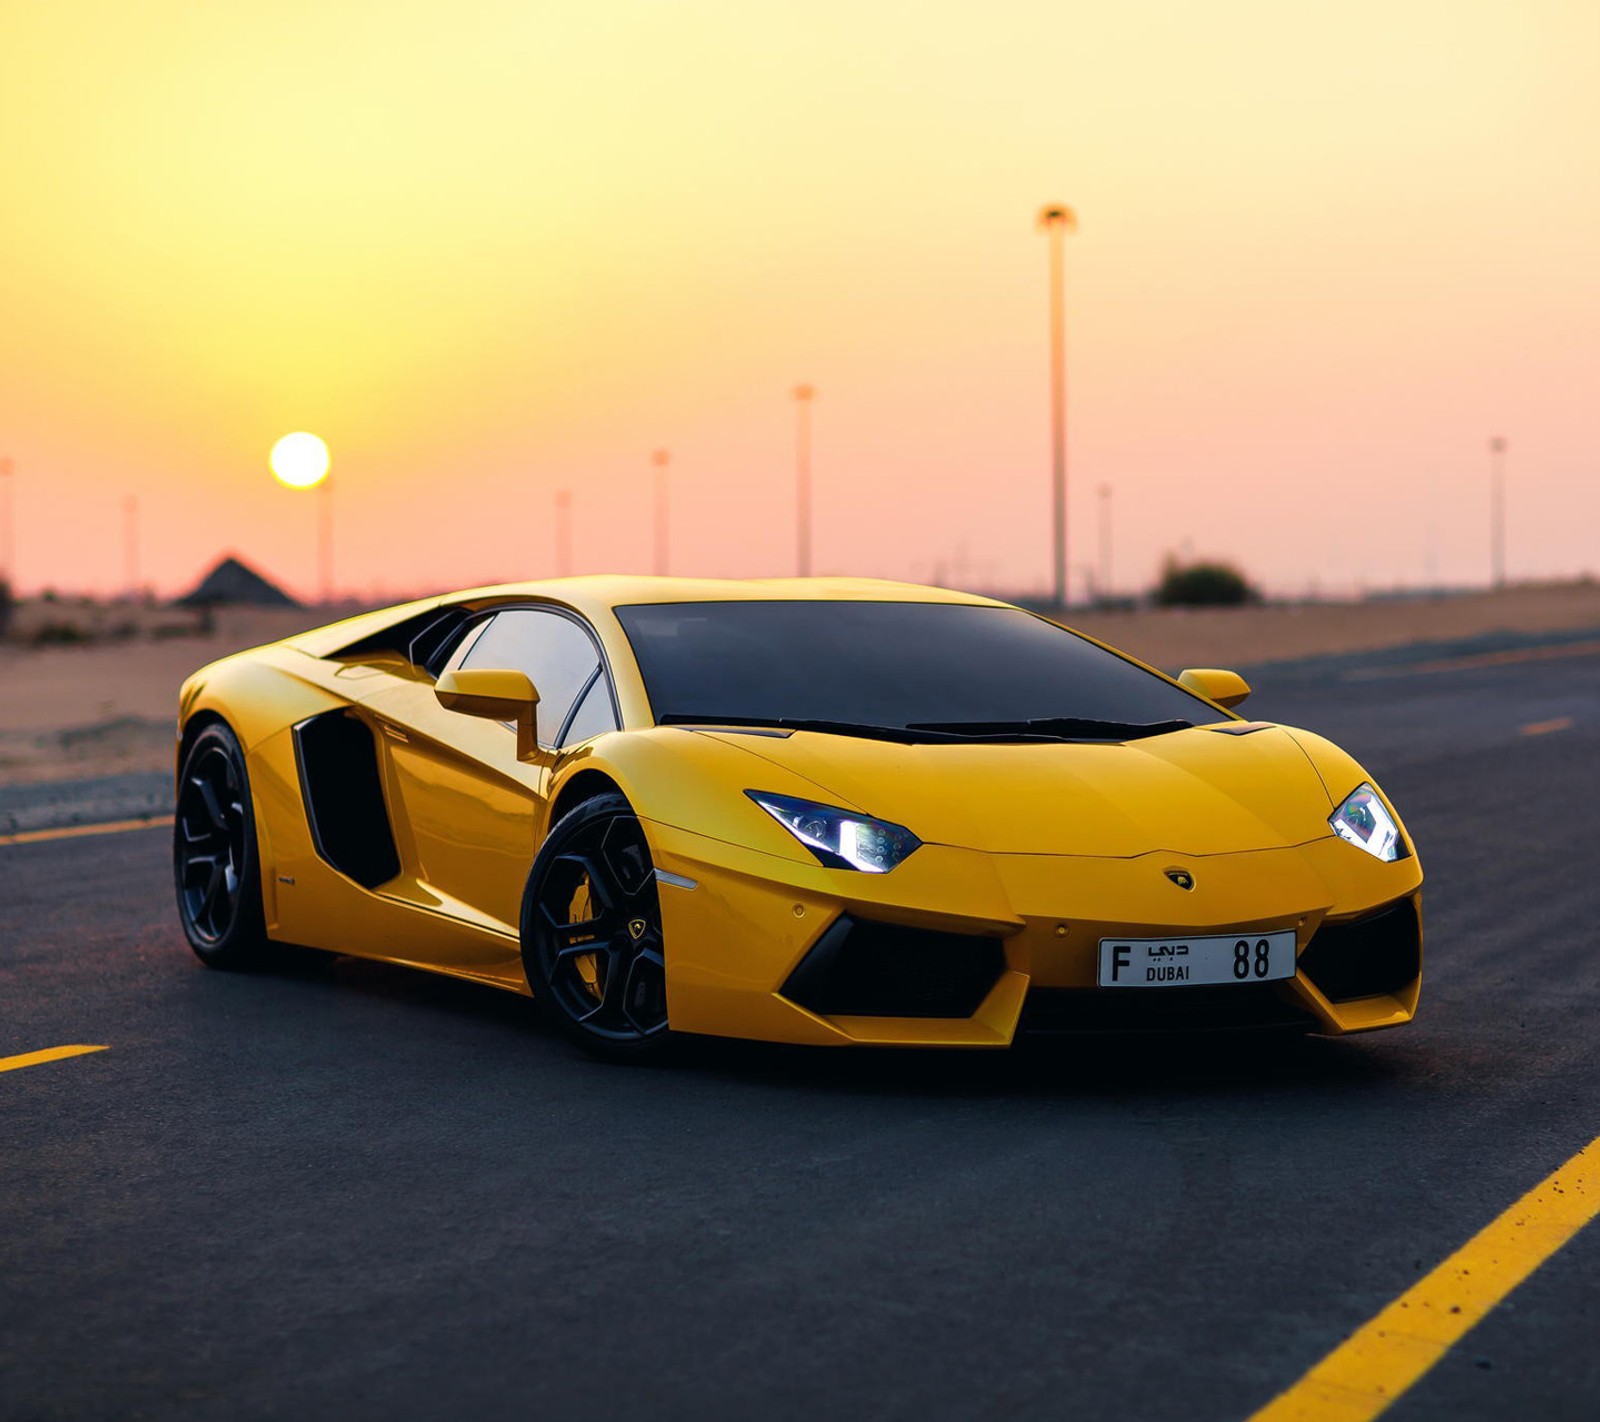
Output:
[
  {"xmin": 0, "ymin": 607, "xmax": 321, "ymax": 783},
  {"xmin": 3, "ymin": 582, "xmax": 1597, "ymax": 785},
  {"xmin": 1066, "ymin": 579, "xmax": 1600, "ymax": 672}
]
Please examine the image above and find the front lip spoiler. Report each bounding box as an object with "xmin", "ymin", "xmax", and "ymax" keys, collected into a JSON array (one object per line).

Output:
[{"xmin": 1017, "ymin": 982, "xmax": 1318, "ymax": 1036}]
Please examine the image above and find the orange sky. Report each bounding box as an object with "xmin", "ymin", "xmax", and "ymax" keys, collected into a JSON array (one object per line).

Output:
[{"xmin": 1, "ymin": 1, "xmax": 1596, "ymax": 601}]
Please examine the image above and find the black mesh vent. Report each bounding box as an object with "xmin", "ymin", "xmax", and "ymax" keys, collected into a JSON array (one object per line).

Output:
[
  {"xmin": 1298, "ymin": 900, "xmax": 1420, "ymax": 1003},
  {"xmin": 1020, "ymin": 984, "xmax": 1315, "ymax": 1035},
  {"xmin": 781, "ymin": 917, "xmax": 1006, "ymax": 1018}
]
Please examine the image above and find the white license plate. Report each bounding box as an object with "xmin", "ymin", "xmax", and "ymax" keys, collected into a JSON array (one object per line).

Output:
[{"xmin": 1097, "ymin": 930, "xmax": 1297, "ymax": 988}]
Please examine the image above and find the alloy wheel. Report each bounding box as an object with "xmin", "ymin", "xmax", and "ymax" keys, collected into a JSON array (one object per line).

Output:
[
  {"xmin": 532, "ymin": 810, "xmax": 668, "ymax": 1043},
  {"xmin": 176, "ymin": 744, "xmax": 249, "ymax": 944}
]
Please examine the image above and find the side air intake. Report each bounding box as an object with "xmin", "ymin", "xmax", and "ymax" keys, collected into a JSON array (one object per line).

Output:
[{"xmin": 293, "ymin": 710, "xmax": 400, "ymax": 889}]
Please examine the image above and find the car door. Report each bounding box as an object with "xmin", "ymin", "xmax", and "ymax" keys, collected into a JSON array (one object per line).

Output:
[{"xmin": 360, "ymin": 606, "xmax": 616, "ymax": 961}]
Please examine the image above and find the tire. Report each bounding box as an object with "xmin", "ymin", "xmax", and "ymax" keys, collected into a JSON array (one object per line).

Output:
[
  {"xmin": 173, "ymin": 721, "xmax": 271, "ymax": 969},
  {"xmin": 521, "ymin": 792, "xmax": 674, "ymax": 1062}
]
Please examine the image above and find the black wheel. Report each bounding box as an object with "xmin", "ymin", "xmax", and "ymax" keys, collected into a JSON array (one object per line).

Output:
[
  {"xmin": 522, "ymin": 793, "xmax": 673, "ymax": 1061},
  {"xmin": 173, "ymin": 721, "xmax": 270, "ymax": 968}
]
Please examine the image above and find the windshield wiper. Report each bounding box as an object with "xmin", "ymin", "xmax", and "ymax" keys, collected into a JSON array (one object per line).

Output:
[
  {"xmin": 658, "ymin": 714, "xmax": 1192, "ymax": 744},
  {"xmin": 903, "ymin": 717, "xmax": 1193, "ymax": 742}
]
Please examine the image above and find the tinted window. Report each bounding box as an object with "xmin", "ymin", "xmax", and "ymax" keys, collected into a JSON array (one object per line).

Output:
[
  {"xmin": 616, "ymin": 601, "xmax": 1215, "ymax": 733},
  {"xmin": 559, "ymin": 672, "xmax": 619, "ymax": 746},
  {"xmin": 460, "ymin": 609, "xmax": 600, "ymax": 746}
]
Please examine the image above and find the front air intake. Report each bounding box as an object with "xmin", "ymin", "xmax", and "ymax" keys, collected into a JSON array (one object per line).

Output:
[
  {"xmin": 1298, "ymin": 900, "xmax": 1421, "ymax": 1003},
  {"xmin": 781, "ymin": 916, "xmax": 1006, "ymax": 1018}
]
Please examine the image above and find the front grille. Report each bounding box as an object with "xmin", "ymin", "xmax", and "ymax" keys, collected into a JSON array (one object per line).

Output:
[
  {"xmin": 1298, "ymin": 900, "xmax": 1420, "ymax": 1003},
  {"xmin": 1020, "ymin": 984, "xmax": 1315, "ymax": 1035},
  {"xmin": 780, "ymin": 916, "xmax": 1006, "ymax": 1018}
]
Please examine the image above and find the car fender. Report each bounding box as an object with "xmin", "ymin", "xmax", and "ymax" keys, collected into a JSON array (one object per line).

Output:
[
  {"xmin": 1281, "ymin": 727, "xmax": 1417, "ymax": 856},
  {"xmin": 178, "ymin": 647, "xmax": 355, "ymax": 754},
  {"xmin": 553, "ymin": 728, "xmax": 858, "ymax": 869}
]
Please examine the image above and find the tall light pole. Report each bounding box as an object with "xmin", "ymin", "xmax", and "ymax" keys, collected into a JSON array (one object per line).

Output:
[
  {"xmin": 793, "ymin": 384, "xmax": 815, "ymax": 577},
  {"xmin": 652, "ymin": 449, "xmax": 670, "ymax": 576},
  {"xmin": 1097, "ymin": 482, "xmax": 1112, "ymax": 603},
  {"xmin": 1038, "ymin": 204, "xmax": 1077, "ymax": 607},
  {"xmin": 1489, "ymin": 436, "xmax": 1508, "ymax": 590},
  {"xmin": 123, "ymin": 496, "xmax": 140, "ymax": 601},
  {"xmin": 0, "ymin": 456, "xmax": 14, "ymax": 592},
  {"xmin": 269, "ymin": 433, "xmax": 332, "ymax": 603},
  {"xmin": 318, "ymin": 482, "xmax": 334, "ymax": 604},
  {"xmin": 555, "ymin": 489, "xmax": 573, "ymax": 576}
]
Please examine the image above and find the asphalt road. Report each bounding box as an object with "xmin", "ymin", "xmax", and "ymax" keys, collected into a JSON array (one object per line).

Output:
[{"xmin": 3, "ymin": 640, "xmax": 1599, "ymax": 1421}]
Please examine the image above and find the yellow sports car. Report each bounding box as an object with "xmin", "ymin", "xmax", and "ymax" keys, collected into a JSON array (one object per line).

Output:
[{"xmin": 173, "ymin": 577, "xmax": 1422, "ymax": 1059}]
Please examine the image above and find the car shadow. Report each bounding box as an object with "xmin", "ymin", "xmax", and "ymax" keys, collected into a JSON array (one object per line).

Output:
[
  {"xmin": 670, "ymin": 1028, "xmax": 1413, "ymax": 1101},
  {"xmin": 237, "ymin": 945, "xmax": 1417, "ymax": 1102}
]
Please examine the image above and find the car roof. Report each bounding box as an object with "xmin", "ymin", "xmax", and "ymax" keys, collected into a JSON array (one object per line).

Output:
[
  {"xmin": 470, "ymin": 575, "xmax": 1008, "ymax": 616},
  {"xmin": 286, "ymin": 576, "xmax": 1011, "ymax": 659}
]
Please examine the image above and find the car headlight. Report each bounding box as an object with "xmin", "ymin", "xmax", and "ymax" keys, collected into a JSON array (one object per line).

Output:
[
  {"xmin": 746, "ymin": 791, "xmax": 921, "ymax": 873},
  {"xmin": 1329, "ymin": 783, "xmax": 1408, "ymax": 862}
]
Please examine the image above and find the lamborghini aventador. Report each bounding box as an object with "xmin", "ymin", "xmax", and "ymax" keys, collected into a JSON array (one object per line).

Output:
[{"xmin": 172, "ymin": 577, "xmax": 1423, "ymax": 1058}]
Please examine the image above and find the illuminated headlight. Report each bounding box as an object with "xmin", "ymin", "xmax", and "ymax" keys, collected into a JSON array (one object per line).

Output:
[
  {"xmin": 1329, "ymin": 783, "xmax": 1407, "ymax": 862},
  {"xmin": 747, "ymin": 791, "xmax": 921, "ymax": 873}
]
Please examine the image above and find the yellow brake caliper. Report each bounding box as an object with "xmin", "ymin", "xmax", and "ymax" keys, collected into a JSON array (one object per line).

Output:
[{"xmin": 568, "ymin": 877, "xmax": 603, "ymax": 1001}]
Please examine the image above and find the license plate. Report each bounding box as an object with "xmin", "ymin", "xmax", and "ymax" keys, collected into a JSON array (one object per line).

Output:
[{"xmin": 1097, "ymin": 930, "xmax": 1296, "ymax": 988}]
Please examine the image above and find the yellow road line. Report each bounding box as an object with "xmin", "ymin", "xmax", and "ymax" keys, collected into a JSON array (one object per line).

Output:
[
  {"xmin": 0, "ymin": 1044, "xmax": 109, "ymax": 1074},
  {"xmin": 1345, "ymin": 638, "xmax": 1600, "ymax": 681},
  {"xmin": 1248, "ymin": 1133, "xmax": 1600, "ymax": 1421},
  {"xmin": 0, "ymin": 814, "xmax": 172, "ymax": 847},
  {"xmin": 1521, "ymin": 717, "xmax": 1574, "ymax": 737}
]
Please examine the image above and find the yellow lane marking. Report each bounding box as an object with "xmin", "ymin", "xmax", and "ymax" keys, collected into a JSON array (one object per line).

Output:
[
  {"xmin": 1248, "ymin": 1133, "xmax": 1600, "ymax": 1422},
  {"xmin": 1344, "ymin": 638, "xmax": 1600, "ymax": 681},
  {"xmin": 0, "ymin": 1044, "xmax": 109, "ymax": 1074},
  {"xmin": 1521, "ymin": 717, "xmax": 1574, "ymax": 737},
  {"xmin": 0, "ymin": 814, "xmax": 172, "ymax": 847}
]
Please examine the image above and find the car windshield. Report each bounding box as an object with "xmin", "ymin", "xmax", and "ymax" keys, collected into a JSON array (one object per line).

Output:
[{"xmin": 615, "ymin": 601, "xmax": 1219, "ymax": 741}]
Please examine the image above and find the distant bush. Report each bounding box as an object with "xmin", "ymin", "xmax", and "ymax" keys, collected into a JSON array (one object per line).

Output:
[
  {"xmin": 1155, "ymin": 558, "xmax": 1259, "ymax": 608},
  {"xmin": 0, "ymin": 578, "xmax": 11, "ymax": 640},
  {"xmin": 152, "ymin": 620, "xmax": 206, "ymax": 640},
  {"xmin": 31, "ymin": 621, "xmax": 91, "ymax": 646}
]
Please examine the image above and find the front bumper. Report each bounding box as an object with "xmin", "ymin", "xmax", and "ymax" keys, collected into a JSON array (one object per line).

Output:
[{"xmin": 644, "ymin": 820, "xmax": 1423, "ymax": 1047}]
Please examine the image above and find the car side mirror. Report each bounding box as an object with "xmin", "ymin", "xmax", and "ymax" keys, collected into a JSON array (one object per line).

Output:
[
  {"xmin": 1177, "ymin": 667, "xmax": 1251, "ymax": 710},
  {"xmin": 435, "ymin": 668, "xmax": 542, "ymax": 760}
]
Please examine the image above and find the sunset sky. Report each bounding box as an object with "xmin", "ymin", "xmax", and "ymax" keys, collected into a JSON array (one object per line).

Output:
[{"xmin": 1, "ymin": 1, "xmax": 1596, "ymax": 601}]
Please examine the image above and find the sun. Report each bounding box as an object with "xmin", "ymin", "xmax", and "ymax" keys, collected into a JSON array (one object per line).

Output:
[{"xmin": 269, "ymin": 432, "xmax": 330, "ymax": 489}]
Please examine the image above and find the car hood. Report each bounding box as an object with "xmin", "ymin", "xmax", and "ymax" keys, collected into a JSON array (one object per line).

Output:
[{"xmin": 701, "ymin": 723, "xmax": 1336, "ymax": 857}]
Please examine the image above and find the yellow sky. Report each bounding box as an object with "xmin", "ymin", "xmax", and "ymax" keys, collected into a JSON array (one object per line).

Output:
[{"xmin": 1, "ymin": 0, "xmax": 1596, "ymax": 599}]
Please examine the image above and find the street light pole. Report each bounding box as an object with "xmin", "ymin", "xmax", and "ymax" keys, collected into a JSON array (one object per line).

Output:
[
  {"xmin": 1038, "ymin": 204, "xmax": 1077, "ymax": 608},
  {"xmin": 124, "ymin": 495, "xmax": 140, "ymax": 601},
  {"xmin": 268, "ymin": 433, "xmax": 332, "ymax": 602},
  {"xmin": 1097, "ymin": 482, "xmax": 1112, "ymax": 603},
  {"xmin": 793, "ymin": 384, "xmax": 815, "ymax": 577},
  {"xmin": 318, "ymin": 479, "xmax": 334, "ymax": 605},
  {"xmin": 652, "ymin": 449, "xmax": 670, "ymax": 576},
  {"xmin": 555, "ymin": 489, "xmax": 573, "ymax": 577},
  {"xmin": 0, "ymin": 456, "xmax": 14, "ymax": 592},
  {"xmin": 1489, "ymin": 436, "xmax": 1507, "ymax": 590}
]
